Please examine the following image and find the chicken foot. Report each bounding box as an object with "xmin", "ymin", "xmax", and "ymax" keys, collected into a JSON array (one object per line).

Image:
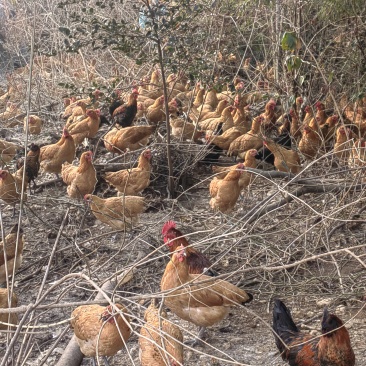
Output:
[
  {"xmin": 184, "ymin": 326, "xmax": 207, "ymax": 347},
  {"xmin": 29, "ymin": 180, "xmax": 37, "ymax": 195},
  {"xmin": 91, "ymin": 356, "xmax": 110, "ymax": 366}
]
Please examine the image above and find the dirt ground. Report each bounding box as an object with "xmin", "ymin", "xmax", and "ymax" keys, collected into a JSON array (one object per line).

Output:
[{"xmin": 1, "ymin": 104, "xmax": 366, "ymax": 366}]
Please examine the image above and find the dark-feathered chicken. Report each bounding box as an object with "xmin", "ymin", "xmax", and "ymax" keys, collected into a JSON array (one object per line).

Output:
[
  {"xmin": 200, "ymin": 122, "xmax": 224, "ymax": 165},
  {"xmin": 99, "ymin": 114, "xmax": 111, "ymax": 126},
  {"xmin": 255, "ymin": 131, "xmax": 292, "ymax": 166},
  {"xmin": 108, "ymin": 90, "xmax": 124, "ymax": 116},
  {"xmin": 272, "ymin": 299, "xmax": 355, "ymax": 366},
  {"xmin": 16, "ymin": 143, "xmax": 40, "ymax": 193},
  {"xmin": 112, "ymin": 89, "xmax": 139, "ymax": 128}
]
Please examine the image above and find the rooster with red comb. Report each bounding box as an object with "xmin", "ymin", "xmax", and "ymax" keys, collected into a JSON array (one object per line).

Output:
[{"xmin": 161, "ymin": 220, "xmax": 218, "ymax": 276}]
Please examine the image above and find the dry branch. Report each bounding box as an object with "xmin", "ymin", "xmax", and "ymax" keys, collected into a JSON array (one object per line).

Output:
[{"xmin": 243, "ymin": 168, "xmax": 365, "ymax": 224}]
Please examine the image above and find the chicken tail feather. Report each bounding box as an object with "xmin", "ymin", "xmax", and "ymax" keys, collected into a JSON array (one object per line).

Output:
[{"xmin": 272, "ymin": 299, "xmax": 299, "ymax": 352}]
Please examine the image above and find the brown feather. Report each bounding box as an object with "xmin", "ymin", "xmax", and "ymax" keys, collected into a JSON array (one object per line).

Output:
[
  {"xmin": 85, "ymin": 194, "xmax": 145, "ymax": 230},
  {"xmin": 161, "ymin": 246, "xmax": 252, "ymax": 328},
  {"xmin": 103, "ymin": 149, "xmax": 151, "ymax": 195},
  {"xmin": 40, "ymin": 129, "xmax": 76, "ymax": 174},
  {"xmin": 61, "ymin": 151, "xmax": 97, "ymax": 199},
  {"xmin": 139, "ymin": 300, "xmax": 183, "ymax": 366},
  {"xmin": 71, "ymin": 304, "xmax": 131, "ymax": 357},
  {"xmin": 0, "ymin": 224, "xmax": 24, "ymax": 284},
  {"xmin": 0, "ymin": 288, "xmax": 18, "ymax": 330}
]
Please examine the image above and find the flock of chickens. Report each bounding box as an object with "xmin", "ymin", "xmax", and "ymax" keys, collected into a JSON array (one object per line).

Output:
[{"xmin": 1, "ymin": 66, "xmax": 365, "ymax": 365}]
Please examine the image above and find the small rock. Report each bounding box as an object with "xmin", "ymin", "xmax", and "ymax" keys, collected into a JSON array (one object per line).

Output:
[
  {"xmin": 221, "ymin": 258, "xmax": 229, "ymax": 267},
  {"xmin": 316, "ymin": 298, "xmax": 333, "ymax": 307},
  {"xmin": 336, "ymin": 305, "xmax": 346, "ymax": 314}
]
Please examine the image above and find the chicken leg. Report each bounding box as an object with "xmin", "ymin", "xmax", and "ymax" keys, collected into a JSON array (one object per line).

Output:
[
  {"xmin": 91, "ymin": 356, "xmax": 110, "ymax": 366},
  {"xmin": 184, "ymin": 326, "xmax": 207, "ymax": 347}
]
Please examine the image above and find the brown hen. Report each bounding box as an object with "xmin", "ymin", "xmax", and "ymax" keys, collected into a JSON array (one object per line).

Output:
[
  {"xmin": 68, "ymin": 109, "xmax": 101, "ymax": 146},
  {"xmin": 298, "ymin": 125, "xmax": 322, "ymax": 160},
  {"xmin": 61, "ymin": 151, "xmax": 97, "ymax": 199},
  {"xmin": 0, "ymin": 170, "xmax": 27, "ymax": 212},
  {"xmin": 170, "ymin": 116, "xmax": 204, "ymax": 143},
  {"xmin": 71, "ymin": 303, "xmax": 131, "ymax": 362},
  {"xmin": 209, "ymin": 163, "xmax": 244, "ymax": 213},
  {"xmin": 263, "ymin": 140, "xmax": 302, "ymax": 174},
  {"xmin": 161, "ymin": 220, "xmax": 217, "ymax": 276},
  {"xmin": 104, "ymin": 125, "xmax": 156, "ymax": 154},
  {"xmin": 65, "ymin": 100, "xmax": 87, "ymax": 128},
  {"xmin": 23, "ymin": 115, "xmax": 42, "ymax": 135},
  {"xmin": 40, "ymin": 128, "xmax": 76, "ymax": 175},
  {"xmin": 0, "ymin": 288, "xmax": 18, "ymax": 330},
  {"xmin": 228, "ymin": 115, "xmax": 264, "ymax": 158},
  {"xmin": 139, "ymin": 300, "xmax": 183, "ymax": 366},
  {"xmin": 0, "ymin": 140, "xmax": 21, "ymax": 164},
  {"xmin": 206, "ymin": 125, "xmax": 244, "ymax": 151},
  {"xmin": 16, "ymin": 143, "xmax": 40, "ymax": 192},
  {"xmin": 199, "ymin": 105, "xmax": 235, "ymax": 133},
  {"xmin": 334, "ymin": 127, "xmax": 356, "ymax": 160},
  {"xmin": 84, "ymin": 194, "xmax": 145, "ymax": 230},
  {"xmin": 103, "ymin": 149, "xmax": 152, "ymax": 195},
  {"xmin": 161, "ymin": 245, "xmax": 252, "ymax": 345},
  {"xmin": 212, "ymin": 149, "xmax": 258, "ymax": 191},
  {"xmin": 0, "ymin": 224, "xmax": 24, "ymax": 284},
  {"xmin": 197, "ymin": 99, "xmax": 228, "ymax": 121},
  {"xmin": 146, "ymin": 96, "xmax": 165, "ymax": 125}
]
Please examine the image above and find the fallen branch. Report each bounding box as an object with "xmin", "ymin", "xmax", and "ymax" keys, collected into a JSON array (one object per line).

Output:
[
  {"xmin": 243, "ymin": 168, "xmax": 365, "ymax": 225},
  {"xmin": 35, "ymin": 177, "xmax": 63, "ymax": 188}
]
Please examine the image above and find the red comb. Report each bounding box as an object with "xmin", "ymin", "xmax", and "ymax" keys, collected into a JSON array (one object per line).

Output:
[
  {"xmin": 315, "ymin": 101, "xmax": 324, "ymax": 109},
  {"xmin": 162, "ymin": 221, "xmax": 176, "ymax": 235}
]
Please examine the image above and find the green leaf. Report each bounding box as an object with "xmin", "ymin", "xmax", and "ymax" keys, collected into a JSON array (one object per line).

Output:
[
  {"xmin": 328, "ymin": 72, "xmax": 334, "ymax": 83},
  {"xmin": 286, "ymin": 55, "xmax": 302, "ymax": 71},
  {"xmin": 281, "ymin": 32, "xmax": 300, "ymax": 52},
  {"xmin": 293, "ymin": 56, "xmax": 302, "ymax": 69},
  {"xmin": 299, "ymin": 75, "xmax": 305, "ymax": 85}
]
